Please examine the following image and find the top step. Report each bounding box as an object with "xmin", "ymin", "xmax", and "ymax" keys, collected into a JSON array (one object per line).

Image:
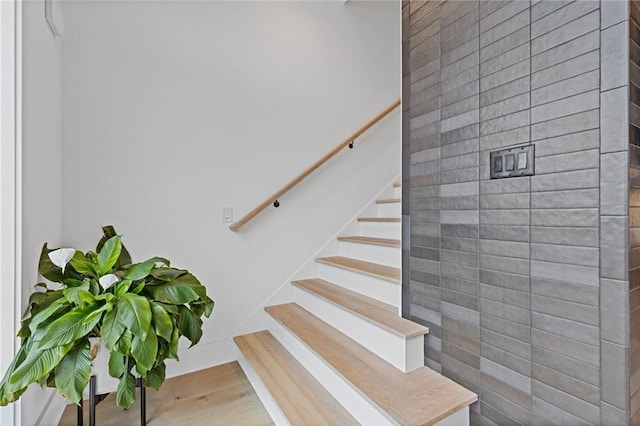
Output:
[
  {"xmin": 266, "ymin": 303, "xmax": 478, "ymax": 426},
  {"xmin": 357, "ymin": 217, "xmax": 400, "ymax": 222},
  {"xmin": 376, "ymin": 198, "xmax": 401, "ymax": 204},
  {"xmin": 234, "ymin": 330, "xmax": 358, "ymax": 426},
  {"xmin": 393, "ymin": 182, "xmax": 401, "ymax": 188}
]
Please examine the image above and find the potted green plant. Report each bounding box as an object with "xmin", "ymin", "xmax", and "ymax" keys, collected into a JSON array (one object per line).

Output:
[{"xmin": 0, "ymin": 226, "xmax": 214, "ymax": 408}]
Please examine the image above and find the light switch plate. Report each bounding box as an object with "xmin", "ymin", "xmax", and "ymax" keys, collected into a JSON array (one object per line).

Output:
[
  {"xmin": 490, "ymin": 145, "xmax": 534, "ymax": 179},
  {"xmin": 222, "ymin": 206, "xmax": 233, "ymax": 223}
]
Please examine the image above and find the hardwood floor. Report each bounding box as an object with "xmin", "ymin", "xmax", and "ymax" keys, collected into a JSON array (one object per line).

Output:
[{"xmin": 58, "ymin": 362, "xmax": 273, "ymax": 426}]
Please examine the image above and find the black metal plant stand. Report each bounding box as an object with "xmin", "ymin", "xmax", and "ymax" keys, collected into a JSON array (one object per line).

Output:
[{"xmin": 77, "ymin": 376, "xmax": 146, "ymax": 426}]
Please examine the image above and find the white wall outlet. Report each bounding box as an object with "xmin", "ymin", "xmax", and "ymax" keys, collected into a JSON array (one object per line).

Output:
[{"xmin": 222, "ymin": 206, "xmax": 233, "ymax": 223}]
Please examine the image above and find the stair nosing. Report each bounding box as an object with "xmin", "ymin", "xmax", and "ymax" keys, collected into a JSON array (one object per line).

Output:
[
  {"xmin": 337, "ymin": 236, "xmax": 401, "ymax": 248},
  {"xmin": 316, "ymin": 256, "xmax": 400, "ymax": 284},
  {"xmin": 376, "ymin": 198, "xmax": 401, "ymax": 204},
  {"xmin": 292, "ymin": 278, "xmax": 428, "ymax": 338},
  {"xmin": 357, "ymin": 217, "xmax": 401, "ymax": 222},
  {"xmin": 265, "ymin": 303, "xmax": 478, "ymax": 426}
]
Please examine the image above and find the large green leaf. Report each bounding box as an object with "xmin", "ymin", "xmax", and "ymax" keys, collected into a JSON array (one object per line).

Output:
[
  {"xmin": 38, "ymin": 244, "xmax": 82, "ymax": 283},
  {"xmin": 177, "ymin": 306, "xmax": 203, "ymax": 346},
  {"xmin": 35, "ymin": 305, "xmax": 102, "ymax": 350},
  {"xmin": 149, "ymin": 268, "xmax": 183, "ymax": 282},
  {"xmin": 116, "ymin": 293, "xmax": 151, "ymax": 340},
  {"xmin": 150, "ymin": 302, "xmax": 173, "ymax": 342},
  {"xmin": 97, "ymin": 226, "xmax": 132, "ymax": 267},
  {"xmin": 62, "ymin": 280, "xmax": 93, "ymax": 306},
  {"xmin": 101, "ymin": 309, "xmax": 125, "ymax": 352},
  {"xmin": 145, "ymin": 362, "xmax": 166, "ymax": 390},
  {"xmin": 108, "ymin": 352, "xmax": 125, "ymax": 379},
  {"xmin": 20, "ymin": 290, "xmax": 65, "ymax": 338},
  {"xmin": 54, "ymin": 340, "xmax": 91, "ymax": 404},
  {"xmin": 97, "ymin": 236, "xmax": 122, "ymax": 275},
  {"xmin": 114, "ymin": 279, "xmax": 132, "ymax": 297},
  {"xmin": 203, "ymin": 297, "xmax": 215, "ymax": 318},
  {"xmin": 143, "ymin": 274, "xmax": 207, "ymax": 305},
  {"xmin": 27, "ymin": 297, "xmax": 70, "ymax": 337},
  {"xmin": 124, "ymin": 257, "xmax": 169, "ymax": 281},
  {"xmin": 69, "ymin": 252, "xmax": 98, "ymax": 277},
  {"xmin": 115, "ymin": 329, "xmax": 132, "ymax": 354},
  {"xmin": 7, "ymin": 344, "xmax": 72, "ymax": 393},
  {"xmin": 116, "ymin": 371, "xmax": 136, "ymax": 409},
  {"xmin": 168, "ymin": 328, "xmax": 180, "ymax": 360},
  {"xmin": 0, "ymin": 346, "xmax": 27, "ymax": 405},
  {"xmin": 132, "ymin": 329, "xmax": 158, "ymax": 376}
]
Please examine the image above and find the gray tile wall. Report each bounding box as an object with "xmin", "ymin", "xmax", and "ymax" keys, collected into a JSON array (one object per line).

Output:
[{"xmin": 402, "ymin": 1, "xmax": 633, "ymax": 424}]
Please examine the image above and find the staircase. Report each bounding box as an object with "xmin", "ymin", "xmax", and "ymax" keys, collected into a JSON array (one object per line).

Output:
[{"xmin": 233, "ymin": 181, "xmax": 477, "ymax": 425}]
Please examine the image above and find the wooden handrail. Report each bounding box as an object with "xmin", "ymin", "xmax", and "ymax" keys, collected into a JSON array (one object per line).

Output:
[{"xmin": 229, "ymin": 99, "xmax": 401, "ymax": 232}]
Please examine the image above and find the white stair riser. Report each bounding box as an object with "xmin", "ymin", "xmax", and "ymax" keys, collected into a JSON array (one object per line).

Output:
[
  {"xmin": 338, "ymin": 241, "xmax": 401, "ymax": 268},
  {"xmin": 392, "ymin": 186, "xmax": 402, "ymax": 199},
  {"xmin": 358, "ymin": 221, "xmax": 401, "ymax": 239},
  {"xmin": 235, "ymin": 349, "xmax": 290, "ymax": 426},
  {"xmin": 435, "ymin": 407, "xmax": 469, "ymax": 426},
  {"xmin": 266, "ymin": 316, "xmax": 394, "ymax": 425},
  {"xmin": 294, "ymin": 287, "xmax": 423, "ymax": 373},
  {"xmin": 316, "ymin": 263, "xmax": 401, "ymax": 307},
  {"xmin": 377, "ymin": 202, "xmax": 401, "ymax": 217}
]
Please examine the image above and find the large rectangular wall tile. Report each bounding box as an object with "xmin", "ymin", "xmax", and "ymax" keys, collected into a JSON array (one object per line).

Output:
[
  {"xmin": 601, "ymin": 152, "xmax": 629, "ymax": 216},
  {"xmin": 601, "ymin": 216, "xmax": 628, "ymax": 281},
  {"xmin": 531, "ymin": 10, "xmax": 599, "ymax": 56},
  {"xmin": 601, "ymin": 278, "xmax": 630, "ymax": 346},
  {"xmin": 532, "ymin": 381, "xmax": 600, "ymax": 425},
  {"xmin": 601, "ymin": 341, "xmax": 630, "ymax": 410},
  {"xmin": 532, "ymin": 51, "xmax": 600, "ymax": 89},
  {"xmin": 531, "ymin": 260, "xmax": 599, "ymax": 287},
  {"xmin": 535, "ymin": 129, "xmax": 599, "ymax": 157},
  {"xmin": 601, "ymin": 0, "xmax": 628, "ymax": 29},
  {"xmin": 531, "ymin": 30, "xmax": 599, "ymax": 74},
  {"xmin": 601, "ymin": 86, "xmax": 629, "ymax": 154},
  {"xmin": 601, "ymin": 21, "xmax": 628, "ymax": 91}
]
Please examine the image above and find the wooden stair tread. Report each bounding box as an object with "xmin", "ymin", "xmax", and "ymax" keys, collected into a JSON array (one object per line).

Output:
[
  {"xmin": 337, "ymin": 236, "xmax": 400, "ymax": 248},
  {"xmin": 292, "ymin": 278, "xmax": 428, "ymax": 338},
  {"xmin": 376, "ymin": 198, "xmax": 401, "ymax": 204},
  {"xmin": 357, "ymin": 217, "xmax": 400, "ymax": 222},
  {"xmin": 234, "ymin": 331, "xmax": 358, "ymax": 426},
  {"xmin": 316, "ymin": 256, "xmax": 400, "ymax": 283},
  {"xmin": 266, "ymin": 303, "xmax": 477, "ymax": 426},
  {"xmin": 393, "ymin": 182, "xmax": 402, "ymax": 187}
]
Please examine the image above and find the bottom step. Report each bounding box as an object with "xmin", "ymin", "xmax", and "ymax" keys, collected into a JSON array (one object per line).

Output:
[
  {"xmin": 234, "ymin": 331, "xmax": 358, "ymax": 426},
  {"xmin": 266, "ymin": 303, "xmax": 478, "ymax": 425}
]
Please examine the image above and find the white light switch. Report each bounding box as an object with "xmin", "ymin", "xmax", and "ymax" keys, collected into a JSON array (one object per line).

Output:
[{"xmin": 222, "ymin": 206, "xmax": 233, "ymax": 223}]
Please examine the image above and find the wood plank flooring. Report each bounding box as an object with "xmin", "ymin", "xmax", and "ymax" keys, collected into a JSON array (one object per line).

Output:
[{"xmin": 58, "ymin": 362, "xmax": 273, "ymax": 426}]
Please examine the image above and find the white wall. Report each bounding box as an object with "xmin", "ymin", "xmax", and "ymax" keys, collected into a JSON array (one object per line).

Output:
[
  {"xmin": 61, "ymin": 0, "xmax": 400, "ymax": 373},
  {"xmin": 20, "ymin": 0, "xmax": 64, "ymax": 424},
  {"xmin": 0, "ymin": 1, "xmax": 18, "ymax": 424}
]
